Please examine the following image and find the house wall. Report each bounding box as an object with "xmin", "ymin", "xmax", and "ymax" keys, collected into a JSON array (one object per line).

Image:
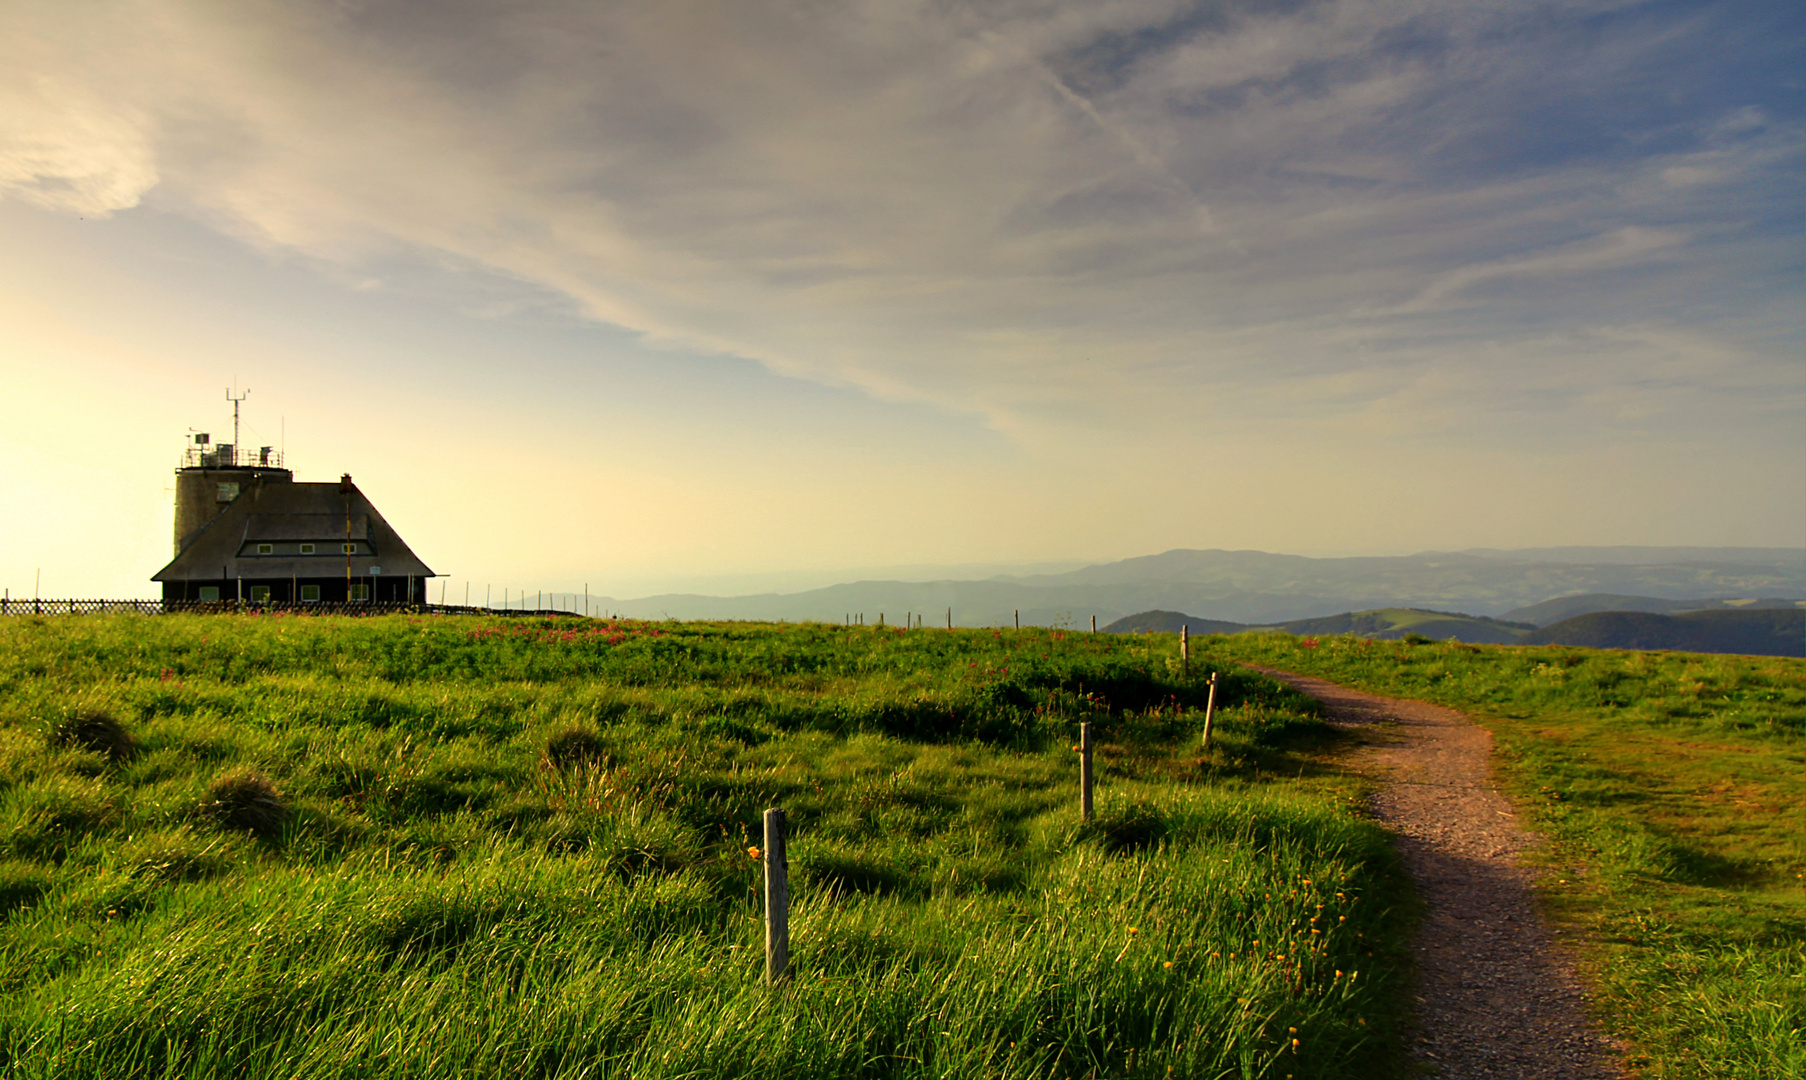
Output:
[{"xmin": 160, "ymin": 575, "xmax": 426, "ymax": 605}]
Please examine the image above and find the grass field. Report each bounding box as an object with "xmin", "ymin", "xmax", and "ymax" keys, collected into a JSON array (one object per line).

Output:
[
  {"xmin": 0, "ymin": 614, "xmax": 1415, "ymax": 1080},
  {"xmin": 1208, "ymin": 632, "xmax": 1806, "ymax": 1080}
]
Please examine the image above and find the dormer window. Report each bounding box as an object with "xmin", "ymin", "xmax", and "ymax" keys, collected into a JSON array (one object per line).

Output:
[
  {"xmin": 342, "ymin": 543, "xmax": 357, "ymax": 554},
  {"xmin": 299, "ymin": 543, "xmax": 315, "ymax": 555},
  {"xmin": 257, "ymin": 543, "xmax": 273, "ymax": 555}
]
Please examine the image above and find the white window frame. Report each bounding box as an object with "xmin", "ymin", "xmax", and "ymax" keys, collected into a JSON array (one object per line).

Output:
[
  {"xmin": 348, "ymin": 583, "xmax": 370, "ymax": 601},
  {"xmin": 299, "ymin": 543, "xmax": 315, "ymax": 555},
  {"xmin": 257, "ymin": 543, "xmax": 273, "ymax": 555},
  {"xmin": 300, "ymin": 585, "xmax": 320, "ymax": 602}
]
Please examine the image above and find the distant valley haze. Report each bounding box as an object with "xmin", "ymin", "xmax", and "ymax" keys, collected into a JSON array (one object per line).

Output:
[
  {"xmin": 0, "ymin": 1, "xmax": 1799, "ymax": 599},
  {"xmin": 519, "ymin": 546, "xmax": 1806, "ymax": 630}
]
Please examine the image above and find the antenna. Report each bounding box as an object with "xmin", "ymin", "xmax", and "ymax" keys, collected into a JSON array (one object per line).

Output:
[{"xmin": 226, "ymin": 385, "xmax": 249, "ymax": 460}]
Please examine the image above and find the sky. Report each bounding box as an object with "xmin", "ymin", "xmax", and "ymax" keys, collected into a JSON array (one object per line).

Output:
[{"xmin": 1, "ymin": 0, "xmax": 1800, "ymax": 601}]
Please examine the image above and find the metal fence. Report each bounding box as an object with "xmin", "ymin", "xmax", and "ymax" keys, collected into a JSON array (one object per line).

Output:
[{"xmin": 0, "ymin": 599, "xmax": 584, "ymax": 618}]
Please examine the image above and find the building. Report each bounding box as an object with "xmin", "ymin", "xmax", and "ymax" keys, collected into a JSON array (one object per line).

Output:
[{"xmin": 152, "ymin": 435, "xmax": 435, "ymax": 604}]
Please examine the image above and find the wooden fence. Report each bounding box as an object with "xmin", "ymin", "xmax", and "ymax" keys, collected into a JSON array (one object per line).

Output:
[{"xmin": 0, "ymin": 599, "xmax": 582, "ymax": 618}]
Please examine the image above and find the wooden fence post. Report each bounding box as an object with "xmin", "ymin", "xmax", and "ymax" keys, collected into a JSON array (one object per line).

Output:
[
  {"xmin": 1201, "ymin": 672, "xmax": 1219, "ymax": 748},
  {"xmin": 764, "ymin": 807, "xmax": 789, "ymax": 985},
  {"xmin": 1014, "ymin": 609, "xmax": 1019, "ymax": 630},
  {"xmin": 1181, "ymin": 624, "xmax": 1189, "ymax": 673},
  {"xmin": 1091, "ymin": 615, "xmax": 1097, "ymax": 633},
  {"xmin": 1079, "ymin": 721, "xmax": 1095, "ymax": 822},
  {"xmin": 946, "ymin": 607, "xmax": 952, "ymax": 629}
]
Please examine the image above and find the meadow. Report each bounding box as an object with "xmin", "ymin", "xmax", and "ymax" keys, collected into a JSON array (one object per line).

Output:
[
  {"xmin": 1210, "ymin": 632, "xmax": 1806, "ymax": 1080},
  {"xmin": 0, "ymin": 614, "xmax": 1413, "ymax": 1080}
]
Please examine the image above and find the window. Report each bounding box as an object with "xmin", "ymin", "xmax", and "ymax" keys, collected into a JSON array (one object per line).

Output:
[
  {"xmin": 216, "ymin": 482, "xmax": 239, "ymax": 502},
  {"xmin": 198, "ymin": 587, "xmax": 220, "ymax": 602},
  {"xmin": 250, "ymin": 586, "xmax": 271, "ymax": 602},
  {"xmin": 257, "ymin": 543, "xmax": 273, "ymax": 555},
  {"xmin": 299, "ymin": 543, "xmax": 315, "ymax": 555},
  {"xmin": 348, "ymin": 584, "xmax": 369, "ymax": 601},
  {"xmin": 343, "ymin": 543, "xmax": 357, "ymax": 554},
  {"xmin": 300, "ymin": 585, "xmax": 320, "ymax": 602}
]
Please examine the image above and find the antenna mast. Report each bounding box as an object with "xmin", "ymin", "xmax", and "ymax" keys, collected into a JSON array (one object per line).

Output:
[{"xmin": 226, "ymin": 385, "xmax": 249, "ymax": 459}]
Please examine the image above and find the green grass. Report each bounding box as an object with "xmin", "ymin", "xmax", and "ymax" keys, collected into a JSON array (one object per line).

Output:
[
  {"xmin": 1208, "ymin": 631, "xmax": 1806, "ymax": 1080},
  {"xmin": 0, "ymin": 614, "xmax": 1414, "ymax": 1079}
]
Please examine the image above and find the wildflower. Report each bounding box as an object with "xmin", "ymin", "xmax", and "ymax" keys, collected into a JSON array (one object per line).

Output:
[
  {"xmin": 1163, "ymin": 961, "xmax": 1173, "ymax": 969},
  {"xmin": 747, "ymin": 846, "xmax": 761, "ymax": 859},
  {"xmin": 1127, "ymin": 927, "xmax": 1138, "ymax": 935}
]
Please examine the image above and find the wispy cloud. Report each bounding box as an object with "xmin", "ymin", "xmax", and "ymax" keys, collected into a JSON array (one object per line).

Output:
[{"xmin": 1, "ymin": 0, "xmax": 1799, "ymax": 441}]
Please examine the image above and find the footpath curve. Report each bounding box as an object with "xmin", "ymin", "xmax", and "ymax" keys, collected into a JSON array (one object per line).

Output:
[{"xmin": 1241, "ymin": 665, "xmax": 1629, "ymax": 1080}]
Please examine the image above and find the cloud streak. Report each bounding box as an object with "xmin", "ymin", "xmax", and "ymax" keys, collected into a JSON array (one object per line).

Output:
[{"xmin": 1, "ymin": 0, "xmax": 1799, "ymax": 442}]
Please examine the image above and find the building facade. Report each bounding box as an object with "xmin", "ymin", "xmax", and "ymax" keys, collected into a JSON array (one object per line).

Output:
[{"xmin": 153, "ymin": 440, "xmax": 435, "ymax": 604}]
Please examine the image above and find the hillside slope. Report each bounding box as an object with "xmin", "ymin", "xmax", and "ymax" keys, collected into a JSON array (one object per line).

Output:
[
  {"xmin": 1271, "ymin": 608, "xmax": 1530, "ymax": 644},
  {"xmin": 1098, "ymin": 610, "xmax": 1249, "ymax": 634},
  {"xmin": 1504, "ymin": 594, "xmax": 1806, "ymax": 627},
  {"xmin": 1103, "ymin": 607, "xmax": 1530, "ymax": 644},
  {"xmin": 1524, "ymin": 608, "xmax": 1805, "ymax": 657}
]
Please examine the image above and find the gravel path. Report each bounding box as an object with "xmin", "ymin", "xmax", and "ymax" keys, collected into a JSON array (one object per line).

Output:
[{"xmin": 1242, "ymin": 665, "xmax": 1630, "ymax": 1080}]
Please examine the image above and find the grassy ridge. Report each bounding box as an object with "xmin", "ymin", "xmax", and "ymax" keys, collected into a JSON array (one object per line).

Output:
[
  {"xmin": 0, "ymin": 614, "xmax": 1412, "ymax": 1079},
  {"xmin": 1207, "ymin": 632, "xmax": 1806, "ymax": 1080}
]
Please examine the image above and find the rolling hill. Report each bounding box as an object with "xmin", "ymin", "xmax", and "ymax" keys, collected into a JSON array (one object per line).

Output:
[
  {"xmin": 1502, "ymin": 593, "xmax": 1806, "ymax": 628},
  {"xmin": 1102, "ymin": 607, "xmax": 1533, "ymax": 644},
  {"xmin": 1523, "ymin": 609, "xmax": 1806, "ymax": 657}
]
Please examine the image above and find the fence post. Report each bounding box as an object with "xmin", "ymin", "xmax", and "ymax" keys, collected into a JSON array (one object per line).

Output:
[
  {"xmin": 1014, "ymin": 609, "xmax": 1019, "ymax": 630},
  {"xmin": 1181, "ymin": 624, "xmax": 1189, "ymax": 674},
  {"xmin": 763, "ymin": 807, "xmax": 790, "ymax": 985},
  {"xmin": 1201, "ymin": 672, "xmax": 1219, "ymax": 748},
  {"xmin": 1091, "ymin": 615, "xmax": 1097, "ymax": 633},
  {"xmin": 946, "ymin": 607, "xmax": 952, "ymax": 629},
  {"xmin": 1079, "ymin": 721, "xmax": 1094, "ymax": 821}
]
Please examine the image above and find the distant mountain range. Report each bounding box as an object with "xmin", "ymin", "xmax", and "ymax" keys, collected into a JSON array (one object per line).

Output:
[
  {"xmin": 1102, "ymin": 598, "xmax": 1805, "ymax": 657},
  {"xmin": 568, "ymin": 546, "xmax": 1805, "ymax": 628}
]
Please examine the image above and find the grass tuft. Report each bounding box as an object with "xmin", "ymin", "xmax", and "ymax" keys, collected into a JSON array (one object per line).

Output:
[
  {"xmin": 543, "ymin": 725, "xmax": 606, "ymax": 769},
  {"xmin": 200, "ymin": 770, "xmax": 289, "ymax": 837},
  {"xmin": 49, "ymin": 709, "xmax": 135, "ymax": 763}
]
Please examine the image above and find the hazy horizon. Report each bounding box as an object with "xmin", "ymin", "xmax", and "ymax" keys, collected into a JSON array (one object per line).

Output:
[{"xmin": 4, "ymin": 1, "xmax": 1800, "ymax": 600}]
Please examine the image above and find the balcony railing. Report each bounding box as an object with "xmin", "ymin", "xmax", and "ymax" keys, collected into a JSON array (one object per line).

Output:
[{"xmin": 181, "ymin": 445, "xmax": 286, "ymax": 469}]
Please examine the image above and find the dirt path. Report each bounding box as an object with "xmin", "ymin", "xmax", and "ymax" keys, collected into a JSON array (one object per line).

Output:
[{"xmin": 1242, "ymin": 665, "xmax": 1629, "ymax": 1080}]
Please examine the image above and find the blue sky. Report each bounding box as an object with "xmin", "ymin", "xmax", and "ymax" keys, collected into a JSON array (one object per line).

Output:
[{"xmin": 1, "ymin": 0, "xmax": 1800, "ymax": 599}]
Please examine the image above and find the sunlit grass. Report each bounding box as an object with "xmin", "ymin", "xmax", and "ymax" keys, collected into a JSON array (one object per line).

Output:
[
  {"xmin": 1211, "ymin": 631, "xmax": 1806, "ymax": 1080},
  {"xmin": 0, "ymin": 614, "xmax": 1413, "ymax": 1078}
]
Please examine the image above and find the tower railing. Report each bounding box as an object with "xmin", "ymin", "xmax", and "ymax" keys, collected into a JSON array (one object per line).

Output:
[{"xmin": 181, "ymin": 446, "xmax": 286, "ymax": 469}]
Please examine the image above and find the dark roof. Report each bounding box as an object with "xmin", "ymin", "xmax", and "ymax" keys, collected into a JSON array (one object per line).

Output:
[
  {"xmin": 244, "ymin": 513, "xmax": 369, "ymax": 541},
  {"xmin": 154, "ymin": 477, "xmax": 435, "ymax": 582}
]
